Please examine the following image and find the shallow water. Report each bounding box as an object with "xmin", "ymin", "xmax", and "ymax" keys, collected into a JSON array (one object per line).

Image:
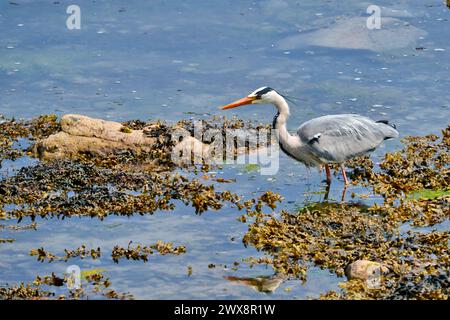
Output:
[{"xmin": 0, "ymin": 0, "xmax": 449, "ymax": 299}]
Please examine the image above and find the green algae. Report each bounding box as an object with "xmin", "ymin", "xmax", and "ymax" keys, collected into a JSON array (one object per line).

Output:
[
  {"xmin": 407, "ymin": 189, "xmax": 450, "ymax": 200},
  {"xmin": 241, "ymin": 164, "xmax": 260, "ymax": 173}
]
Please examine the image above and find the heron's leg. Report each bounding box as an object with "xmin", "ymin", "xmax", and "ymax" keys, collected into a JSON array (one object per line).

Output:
[
  {"xmin": 325, "ymin": 165, "xmax": 332, "ymax": 185},
  {"xmin": 341, "ymin": 186, "xmax": 348, "ymax": 202},
  {"xmin": 341, "ymin": 164, "xmax": 349, "ymax": 185},
  {"xmin": 324, "ymin": 183, "xmax": 330, "ymax": 201}
]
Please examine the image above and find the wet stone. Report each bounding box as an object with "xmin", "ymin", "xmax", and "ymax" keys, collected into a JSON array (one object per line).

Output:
[{"xmin": 345, "ymin": 260, "xmax": 389, "ymax": 281}]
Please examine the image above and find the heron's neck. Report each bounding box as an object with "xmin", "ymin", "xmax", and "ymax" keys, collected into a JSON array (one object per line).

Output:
[{"xmin": 272, "ymin": 95, "xmax": 297, "ymax": 147}]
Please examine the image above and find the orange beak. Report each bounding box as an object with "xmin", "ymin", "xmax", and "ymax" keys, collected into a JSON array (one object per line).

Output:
[{"xmin": 220, "ymin": 96, "xmax": 256, "ymax": 110}]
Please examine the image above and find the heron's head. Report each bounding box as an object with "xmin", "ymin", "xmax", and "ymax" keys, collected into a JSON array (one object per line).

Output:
[{"xmin": 221, "ymin": 87, "xmax": 279, "ymax": 110}]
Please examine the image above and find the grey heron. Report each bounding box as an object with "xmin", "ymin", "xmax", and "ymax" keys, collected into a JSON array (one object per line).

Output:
[{"xmin": 221, "ymin": 87, "xmax": 399, "ymax": 185}]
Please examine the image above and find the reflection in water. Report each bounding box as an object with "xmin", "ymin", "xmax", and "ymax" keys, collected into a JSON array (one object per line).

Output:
[
  {"xmin": 323, "ymin": 183, "xmax": 348, "ymax": 202},
  {"xmin": 225, "ymin": 274, "xmax": 287, "ymax": 294}
]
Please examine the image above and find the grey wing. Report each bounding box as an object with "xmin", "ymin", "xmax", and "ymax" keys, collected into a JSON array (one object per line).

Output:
[{"xmin": 297, "ymin": 114, "xmax": 399, "ymax": 163}]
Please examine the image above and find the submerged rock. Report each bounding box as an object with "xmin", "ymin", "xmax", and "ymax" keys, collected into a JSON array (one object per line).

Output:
[{"xmin": 278, "ymin": 17, "xmax": 427, "ymax": 52}]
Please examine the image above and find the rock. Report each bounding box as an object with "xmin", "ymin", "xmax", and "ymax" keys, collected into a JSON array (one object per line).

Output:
[
  {"xmin": 60, "ymin": 114, "xmax": 155, "ymax": 146},
  {"xmin": 278, "ymin": 17, "xmax": 426, "ymax": 52},
  {"xmin": 171, "ymin": 135, "xmax": 209, "ymax": 165},
  {"xmin": 36, "ymin": 131, "xmax": 143, "ymax": 159},
  {"xmin": 345, "ymin": 260, "xmax": 389, "ymax": 281},
  {"xmin": 34, "ymin": 114, "xmax": 163, "ymax": 159}
]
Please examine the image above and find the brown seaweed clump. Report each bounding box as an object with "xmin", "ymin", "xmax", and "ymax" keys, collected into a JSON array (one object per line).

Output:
[
  {"xmin": 0, "ymin": 283, "xmax": 55, "ymax": 300},
  {"xmin": 0, "ymin": 159, "xmax": 242, "ymax": 221},
  {"xmin": 0, "ymin": 114, "xmax": 60, "ymax": 164},
  {"xmin": 348, "ymin": 127, "xmax": 449, "ymax": 200},
  {"xmin": 346, "ymin": 125, "xmax": 450, "ymax": 227},
  {"xmin": 30, "ymin": 245, "xmax": 101, "ymax": 263},
  {"xmin": 0, "ymin": 271, "xmax": 132, "ymax": 300},
  {"xmin": 29, "ymin": 242, "xmax": 187, "ymax": 264},
  {"xmin": 243, "ymin": 202, "xmax": 449, "ymax": 299},
  {"xmin": 0, "ymin": 237, "xmax": 15, "ymax": 243},
  {"xmin": 111, "ymin": 241, "xmax": 186, "ymax": 263}
]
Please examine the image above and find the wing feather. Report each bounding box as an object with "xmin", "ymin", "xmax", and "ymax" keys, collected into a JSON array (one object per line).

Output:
[{"xmin": 297, "ymin": 114, "xmax": 398, "ymax": 163}]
